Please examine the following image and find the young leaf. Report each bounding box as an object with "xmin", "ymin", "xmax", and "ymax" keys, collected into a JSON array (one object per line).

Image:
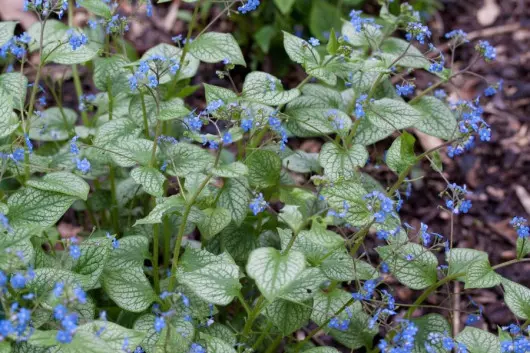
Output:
[
  {"xmin": 327, "ymin": 28, "xmax": 339, "ymax": 55},
  {"xmin": 456, "ymin": 327, "xmax": 500, "ymax": 353},
  {"xmin": 246, "ymin": 247, "xmax": 306, "ymax": 301},
  {"xmin": 77, "ymin": 0, "xmax": 113, "ymax": 18},
  {"xmin": 517, "ymin": 237, "xmax": 530, "ymax": 259},
  {"xmin": 385, "ymin": 132, "xmax": 416, "ymax": 174},
  {"xmin": 189, "ymin": 32, "xmax": 246, "ymax": 66},
  {"xmin": 273, "ymin": 0, "xmax": 295, "ymax": 14}
]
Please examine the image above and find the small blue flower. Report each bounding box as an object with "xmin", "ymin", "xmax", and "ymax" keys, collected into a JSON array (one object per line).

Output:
[
  {"xmin": 349, "ymin": 10, "xmax": 376, "ymax": 32},
  {"xmin": 222, "ymin": 132, "xmax": 232, "ymax": 145},
  {"xmin": 479, "ymin": 127, "xmax": 491, "ymax": 141},
  {"xmin": 510, "ymin": 217, "xmax": 529, "ymax": 238},
  {"xmin": 238, "ymin": 0, "xmax": 260, "ymax": 14},
  {"xmin": 10, "ymin": 272, "xmax": 26, "ymax": 289},
  {"xmin": 146, "ymin": 0, "xmax": 152, "ymax": 17},
  {"xmin": 54, "ymin": 304, "xmax": 68, "ymax": 320},
  {"xmin": 355, "ymin": 94, "xmax": 368, "ymax": 119},
  {"xmin": 24, "ymin": 134, "xmax": 33, "ymax": 153},
  {"xmin": 0, "ymin": 213, "xmax": 13, "ymax": 233},
  {"xmin": 308, "ymin": 37, "xmax": 320, "ymax": 46},
  {"xmin": 67, "ymin": 30, "xmax": 88, "ymax": 51},
  {"xmin": 396, "ymin": 83, "xmax": 415, "ymax": 96},
  {"xmin": 476, "ymin": 40, "xmax": 496, "ymax": 61},
  {"xmin": 76, "ymin": 158, "xmax": 91, "ymax": 174},
  {"xmin": 249, "ymin": 193, "xmax": 267, "ymax": 215},
  {"xmin": 147, "ymin": 75, "xmax": 158, "ymax": 88},
  {"xmin": 69, "ymin": 245, "xmax": 81, "ymax": 260},
  {"xmin": 56, "ymin": 330, "xmax": 72, "ymax": 344},
  {"xmin": 53, "ymin": 282, "xmax": 64, "ymax": 297},
  {"xmin": 154, "ymin": 317, "xmax": 165, "ymax": 333},
  {"xmin": 70, "ymin": 135, "xmax": 80, "ymax": 155},
  {"xmin": 73, "ymin": 286, "xmax": 87, "ymax": 304},
  {"xmin": 405, "ymin": 22, "xmax": 432, "ymax": 44},
  {"xmin": 434, "ymin": 89, "xmax": 447, "ymax": 99},
  {"xmin": 241, "ymin": 118, "xmax": 253, "ymax": 132},
  {"xmin": 445, "ymin": 29, "xmax": 468, "ymax": 42}
]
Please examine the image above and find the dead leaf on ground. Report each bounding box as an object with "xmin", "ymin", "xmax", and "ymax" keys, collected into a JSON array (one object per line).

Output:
[
  {"xmin": 477, "ymin": 0, "xmax": 500, "ymax": 26},
  {"xmin": 57, "ymin": 222, "xmax": 83, "ymax": 239}
]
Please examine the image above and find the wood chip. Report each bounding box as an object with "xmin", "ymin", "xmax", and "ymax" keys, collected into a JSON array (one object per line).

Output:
[
  {"xmin": 477, "ymin": 0, "xmax": 500, "ymax": 26},
  {"xmin": 514, "ymin": 185, "xmax": 530, "ymax": 215}
]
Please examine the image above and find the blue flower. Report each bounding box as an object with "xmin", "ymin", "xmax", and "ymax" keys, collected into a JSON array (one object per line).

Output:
[
  {"xmin": 355, "ymin": 94, "xmax": 368, "ymax": 119},
  {"xmin": 396, "ymin": 83, "xmax": 415, "ymax": 96},
  {"xmin": 222, "ymin": 132, "xmax": 232, "ymax": 145},
  {"xmin": 76, "ymin": 158, "xmax": 91, "ymax": 174},
  {"xmin": 146, "ymin": 0, "xmax": 152, "ymax": 17},
  {"xmin": 10, "ymin": 273, "xmax": 26, "ymax": 289},
  {"xmin": 54, "ymin": 304, "xmax": 68, "ymax": 320},
  {"xmin": 70, "ymin": 135, "xmax": 80, "ymax": 155},
  {"xmin": 349, "ymin": 10, "xmax": 376, "ymax": 32},
  {"xmin": 510, "ymin": 217, "xmax": 529, "ymax": 238},
  {"xmin": 185, "ymin": 113, "xmax": 202, "ymax": 132},
  {"xmin": 241, "ymin": 118, "xmax": 253, "ymax": 132},
  {"xmin": 476, "ymin": 40, "xmax": 496, "ymax": 61},
  {"xmin": 154, "ymin": 317, "xmax": 165, "ymax": 333},
  {"xmin": 405, "ymin": 22, "xmax": 432, "ymax": 44},
  {"xmin": 249, "ymin": 193, "xmax": 267, "ymax": 215},
  {"xmin": 434, "ymin": 89, "xmax": 447, "ymax": 99},
  {"xmin": 53, "ymin": 282, "xmax": 64, "ymax": 297},
  {"xmin": 67, "ymin": 30, "xmax": 88, "ymax": 51},
  {"xmin": 128, "ymin": 75, "xmax": 138, "ymax": 91},
  {"xmin": 106, "ymin": 232, "xmax": 119, "ymax": 249},
  {"xmin": 238, "ymin": 0, "xmax": 260, "ymax": 14},
  {"xmin": 308, "ymin": 37, "xmax": 320, "ymax": 46},
  {"xmin": 73, "ymin": 286, "xmax": 87, "ymax": 304},
  {"xmin": 56, "ymin": 330, "xmax": 72, "ymax": 344},
  {"xmin": 363, "ymin": 191, "xmax": 394, "ymax": 223},
  {"xmin": 24, "ymin": 134, "xmax": 33, "ymax": 153},
  {"xmin": 445, "ymin": 29, "xmax": 468, "ymax": 42},
  {"xmin": 206, "ymin": 99, "xmax": 224, "ymax": 114},
  {"xmin": 147, "ymin": 75, "xmax": 158, "ymax": 88},
  {"xmin": 484, "ymin": 86, "xmax": 496, "ymax": 96},
  {"xmin": 70, "ymin": 245, "xmax": 81, "ymax": 260},
  {"xmin": 0, "ymin": 213, "xmax": 13, "ymax": 233}
]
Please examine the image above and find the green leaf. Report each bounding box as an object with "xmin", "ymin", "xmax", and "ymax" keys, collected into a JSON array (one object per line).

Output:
[
  {"xmin": 27, "ymin": 172, "xmax": 90, "ymax": 201},
  {"xmin": 109, "ymin": 138, "xmax": 154, "ymax": 167},
  {"xmin": 278, "ymin": 267, "xmax": 328, "ymax": 302},
  {"xmin": 29, "ymin": 107, "xmax": 76, "ymax": 141},
  {"xmin": 199, "ymin": 333, "xmax": 236, "ymax": 353},
  {"xmin": 71, "ymin": 237, "xmax": 111, "ymax": 289},
  {"xmin": 274, "ymin": 0, "xmax": 295, "ymax": 14},
  {"xmin": 77, "ymin": 321, "xmax": 145, "ymax": 351},
  {"xmin": 413, "ymin": 96, "xmax": 458, "ymax": 140},
  {"xmin": 189, "ymin": 32, "xmax": 245, "ymax": 66},
  {"xmin": 134, "ymin": 315, "xmax": 194, "ymax": 353},
  {"xmin": 321, "ymin": 253, "xmax": 378, "ymax": 281},
  {"xmin": 197, "ymin": 207, "xmax": 231, "ymax": 240},
  {"xmin": 0, "ymin": 21, "xmax": 17, "ymax": 47},
  {"xmin": 411, "ymin": 314, "xmax": 451, "ymax": 353},
  {"xmin": 0, "ymin": 72, "xmax": 28, "ymax": 110},
  {"xmin": 465, "ymin": 259, "xmax": 501, "ymax": 289},
  {"xmin": 131, "ymin": 166, "xmax": 166, "ymax": 197},
  {"xmin": 517, "ymin": 237, "xmax": 530, "ymax": 258},
  {"xmin": 77, "ymin": 0, "xmax": 112, "ymax": 18},
  {"xmin": 246, "ymin": 247, "xmax": 306, "ymax": 301},
  {"xmin": 456, "ymin": 327, "xmax": 500, "ymax": 353},
  {"xmin": 286, "ymin": 107, "xmax": 351, "ymax": 137},
  {"xmin": 254, "ymin": 25, "xmax": 276, "ymax": 53},
  {"xmin": 380, "ymin": 38, "xmax": 430, "ymax": 68},
  {"xmin": 105, "ymin": 235, "xmax": 149, "ymax": 269},
  {"xmin": 220, "ymin": 223, "xmax": 258, "ymax": 264},
  {"xmin": 245, "ymin": 150, "xmax": 282, "ymax": 188},
  {"xmin": 502, "ymin": 278, "xmax": 530, "ymax": 319},
  {"xmin": 283, "ymin": 31, "xmax": 321, "ymax": 66},
  {"xmin": 377, "ymin": 243, "xmax": 438, "ymax": 290},
  {"xmin": 212, "ymin": 162, "xmax": 248, "ymax": 178},
  {"xmin": 27, "ymin": 20, "xmax": 67, "ymax": 52},
  {"xmin": 102, "ymin": 266, "xmax": 155, "ymax": 312},
  {"xmin": 43, "ymin": 30, "xmax": 99, "ymax": 65},
  {"xmin": 366, "ymin": 98, "xmax": 424, "ymax": 130},
  {"xmin": 179, "ymin": 248, "xmax": 241, "ymax": 305},
  {"xmin": 94, "ymin": 118, "xmax": 142, "ymax": 148},
  {"xmin": 283, "ymin": 150, "xmax": 320, "ymax": 173},
  {"xmin": 134, "ymin": 196, "xmax": 202, "ymax": 226},
  {"xmin": 265, "ymin": 299, "xmax": 312, "ymax": 335},
  {"xmin": 319, "ymin": 142, "xmax": 368, "ymax": 181},
  {"xmin": 321, "ymin": 180, "xmax": 371, "ymax": 226},
  {"xmin": 8, "ymin": 188, "xmax": 77, "ymax": 228},
  {"xmin": 242, "ymin": 72, "xmax": 300, "ymax": 106},
  {"xmin": 341, "ymin": 20, "xmax": 383, "ymax": 47},
  {"xmin": 142, "ymin": 43, "xmax": 199, "ymax": 80},
  {"xmin": 200, "ymin": 324, "xmax": 236, "ymax": 346},
  {"xmin": 166, "ymin": 143, "xmax": 215, "ymax": 177},
  {"xmin": 309, "ymin": 1, "xmax": 342, "ymax": 41},
  {"xmin": 312, "ymin": 288, "xmax": 376, "ymax": 349},
  {"xmin": 218, "ymin": 178, "xmax": 250, "ymax": 226},
  {"xmin": 0, "ymin": 88, "xmax": 19, "ymax": 138},
  {"xmin": 302, "ymin": 349, "xmax": 341, "ymax": 353},
  {"xmin": 386, "ymin": 132, "xmax": 417, "ymax": 174},
  {"xmin": 327, "ymin": 28, "xmax": 339, "ymax": 55},
  {"xmin": 447, "ymin": 248, "xmax": 488, "ymax": 281},
  {"xmin": 27, "ymin": 268, "xmax": 88, "ymax": 294},
  {"xmin": 158, "ymin": 99, "xmax": 190, "ymax": 121},
  {"xmin": 93, "ymin": 56, "xmax": 130, "ymax": 93},
  {"xmin": 203, "ymin": 83, "xmax": 238, "ymax": 104}
]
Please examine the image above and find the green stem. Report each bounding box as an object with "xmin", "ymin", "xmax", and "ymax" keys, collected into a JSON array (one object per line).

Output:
[
  {"xmin": 167, "ymin": 174, "xmax": 213, "ymax": 292},
  {"xmin": 251, "ymin": 322, "xmax": 273, "ymax": 351},
  {"xmin": 163, "ymin": 216, "xmax": 171, "ymax": 269},
  {"xmin": 263, "ymin": 335, "xmax": 283, "ymax": 353},
  {"xmin": 239, "ymin": 296, "xmax": 266, "ymax": 351},
  {"xmin": 152, "ymin": 223, "xmax": 160, "ymax": 293},
  {"xmin": 409, "ymin": 80, "xmax": 446, "ymax": 105},
  {"xmin": 108, "ymin": 165, "xmax": 119, "ymax": 235},
  {"xmin": 492, "ymin": 257, "xmax": 530, "ymax": 270},
  {"xmin": 140, "ymin": 92, "xmax": 149, "ymax": 138},
  {"xmin": 405, "ymin": 273, "xmax": 464, "ymax": 318}
]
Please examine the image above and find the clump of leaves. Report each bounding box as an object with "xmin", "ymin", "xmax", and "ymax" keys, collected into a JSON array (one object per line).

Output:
[{"xmin": 0, "ymin": 0, "xmax": 527, "ymax": 353}]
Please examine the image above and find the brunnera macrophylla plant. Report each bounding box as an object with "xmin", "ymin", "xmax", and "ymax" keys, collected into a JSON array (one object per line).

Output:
[{"xmin": 0, "ymin": 0, "xmax": 528, "ymax": 352}]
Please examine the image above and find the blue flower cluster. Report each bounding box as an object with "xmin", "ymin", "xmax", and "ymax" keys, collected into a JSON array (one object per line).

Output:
[
  {"xmin": 476, "ymin": 40, "xmax": 496, "ymax": 61},
  {"xmin": 484, "ymin": 79, "xmax": 503, "ymax": 96},
  {"xmin": 327, "ymin": 200, "xmax": 350, "ymax": 219},
  {"xmin": 378, "ymin": 320, "xmax": 419, "ymax": 353},
  {"xmin": 501, "ymin": 324, "xmax": 530, "ymax": 353},
  {"xmin": 405, "ymin": 22, "xmax": 432, "ymax": 44},
  {"xmin": 249, "ymin": 193, "xmax": 268, "ymax": 215},
  {"xmin": 445, "ymin": 29, "xmax": 469, "ymax": 43},
  {"xmin": 67, "ymin": 30, "xmax": 88, "ymax": 51},
  {"xmin": 53, "ymin": 282, "xmax": 87, "ymax": 343},
  {"xmin": 268, "ymin": 112, "xmax": 288, "ymax": 150},
  {"xmin": 238, "ymin": 0, "xmax": 260, "ymax": 14},
  {"xmin": 0, "ymin": 33, "xmax": 31, "ymax": 60},
  {"xmin": 396, "ymin": 83, "xmax": 415, "ymax": 97},
  {"xmin": 352, "ymin": 279, "xmax": 378, "ymax": 301},
  {"xmin": 447, "ymin": 98, "xmax": 490, "ymax": 157},
  {"xmin": 308, "ymin": 37, "xmax": 320, "ymax": 47},
  {"xmin": 24, "ymin": 0, "xmax": 68, "ymax": 18},
  {"xmin": 70, "ymin": 135, "xmax": 91, "ymax": 174},
  {"xmin": 327, "ymin": 109, "xmax": 345, "ymax": 130},
  {"xmin": 349, "ymin": 10, "xmax": 376, "ymax": 32},
  {"xmin": 510, "ymin": 217, "xmax": 529, "ymax": 239},
  {"xmin": 425, "ymin": 332, "xmax": 468, "ymax": 352},
  {"xmin": 363, "ymin": 191, "xmax": 395, "ymax": 223},
  {"xmin": 355, "ymin": 94, "xmax": 368, "ymax": 119},
  {"xmin": 444, "ymin": 183, "xmax": 472, "ymax": 214}
]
